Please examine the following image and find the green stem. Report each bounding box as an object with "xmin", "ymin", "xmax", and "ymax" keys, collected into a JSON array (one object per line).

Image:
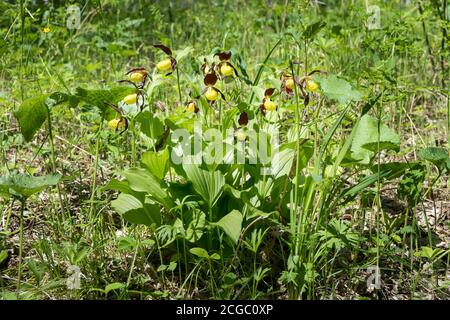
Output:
[
  {"xmin": 47, "ymin": 111, "xmax": 67, "ymax": 225},
  {"xmin": 248, "ymin": 37, "xmax": 284, "ymax": 104},
  {"xmin": 153, "ymin": 229, "xmax": 167, "ymax": 288},
  {"xmin": 290, "ymin": 61, "xmax": 302, "ymax": 257},
  {"xmin": 88, "ymin": 118, "xmax": 104, "ymax": 219},
  {"xmin": 126, "ymin": 236, "xmax": 139, "ymax": 289},
  {"xmin": 208, "ymin": 205, "xmax": 213, "ymax": 250},
  {"xmin": 3, "ymin": 199, "xmax": 15, "ymax": 231},
  {"xmin": 131, "ymin": 120, "xmax": 137, "ymax": 167},
  {"xmin": 17, "ymin": 199, "xmax": 26, "ymax": 298},
  {"xmin": 19, "ymin": 0, "xmax": 25, "ymax": 101},
  {"xmin": 176, "ymin": 66, "xmax": 182, "ymax": 104}
]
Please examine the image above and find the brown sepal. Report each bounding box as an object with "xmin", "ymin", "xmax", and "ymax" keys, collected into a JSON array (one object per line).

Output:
[
  {"xmin": 126, "ymin": 67, "xmax": 147, "ymax": 75},
  {"xmin": 213, "ymin": 87, "xmax": 226, "ymax": 100},
  {"xmin": 117, "ymin": 117, "xmax": 129, "ymax": 134},
  {"xmin": 259, "ymin": 104, "xmax": 266, "ymax": 116},
  {"xmin": 215, "ymin": 51, "xmax": 232, "ymax": 61},
  {"xmin": 107, "ymin": 103, "xmax": 123, "ymax": 115},
  {"xmin": 238, "ymin": 112, "xmax": 248, "ymax": 126},
  {"xmin": 304, "ymin": 93, "xmax": 310, "ymax": 106},
  {"xmin": 153, "ymin": 44, "xmax": 172, "ymax": 56},
  {"xmin": 204, "ymin": 73, "xmax": 218, "ymax": 86},
  {"xmin": 307, "ymin": 69, "xmax": 326, "ymax": 76},
  {"xmin": 264, "ymin": 88, "xmax": 275, "ymax": 97}
]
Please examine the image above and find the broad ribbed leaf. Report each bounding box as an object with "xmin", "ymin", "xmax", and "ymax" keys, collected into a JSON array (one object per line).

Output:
[
  {"xmin": 174, "ymin": 46, "xmax": 194, "ymax": 62},
  {"xmin": 135, "ymin": 111, "xmax": 164, "ymax": 139},
  {"xmin": 418, "ymin": 147, "xmax": 448, "ymax": 164},
  {"xmin": 212, "ymin": 210, "xmax": 243, "ymax": 244},
  {"xmin": 14, "ymin": 92, "xmax": 70, "ymax": 141},
  {"xmin": 141, "ymin": 148, "xmax": 170, "ymax": 180},
  {"xmin": 189, "ymin": 247, "xmax": 209, "ymax": 259},
  {"xmin": 271, "ymin": 148, "xmax": 295, "ymax": 179},
  {"xmin": 102, "ymin": 179, "xmax": 146, "ymax": 203},
  {"xmin": 183, "ymin": 164, "xmax": 225, "ymax": 208},
  {"xmin": 104, "ymin": 282, "xmax": 124, "ymax": 294},
  {"xmin": 122, "ymin": 168, "xmax": 173, "ymax": 208},
  {"xmin": 111, "ymin": 193, "xmax": 161, "ymax": 227}
]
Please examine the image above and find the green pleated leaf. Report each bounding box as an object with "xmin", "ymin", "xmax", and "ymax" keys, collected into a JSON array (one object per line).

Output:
[
  {"xmin": 182, "ymin": 164, "xmax": 225, "ymax": 208},
  {"xmin": 104, "ymin": 282, "xmax": 124, "ymax": 295},
  {"xmin": 111, "ymin": 193, "xmax": 161, "ymax": 227},
  {"xmin": 212, "ymin": 210, "xmax": 243, "ymax": 244},
  {"xmin": 122, "ymin": 168, "xmax": 173, "ymax": 208},
  {"xmin": 418, "ymin": 147, "xmax": 448, "ymax": 164},
  {"xmin": 174, "ymin": 46, "xmax": 194, "ymax": 62},
  {"xmin": 141, "ymin": 147, "xmax": 170, "ymax": 181},
  {"xmin": 189, "ymin": 247, "xmax": 210, "ymax": 259},
  {"xmin": 102, "ymin": 179, "xmax": 146, "ymax": 203},
  {"xmin": 271, "ymin": 147, "xmax": 295, "ymax": 179},
  {"xmin": 135, "ymin": 111, "xmax": 165, "ymax": 139}
]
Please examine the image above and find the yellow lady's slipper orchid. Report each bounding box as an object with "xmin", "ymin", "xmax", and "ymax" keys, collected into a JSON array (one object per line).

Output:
[
  {"xmin": 156, "ymin": 58, "xmax": 172, "ymax": 72},
  {"xmin": 306, "ymin": 79, "xmax": 319, "ymax": 92},
  {"xmin": 108, "ymin": 119, "xmax": 125, "ymax": 130},
  {"xmin": 186, "ymin": 102, "xmax": 196, "ymax": 113},
  {"xmin": 264, "ymin": 99, "xmax": 277, "ymax": 111},
  {"xmin": 205, "ymin": 87, "xmax": 218, "ymax": 101},
  {"xmin": 220, "ymin": 64, "xmax": 234, "ymax": 77},
  {"xmin": 285, "ymin": 78, "xmax": 295, "ymax": 90},
  {"xmin": 123, "ymin": 93, "xmax": 138, "ymax": 105},
  {"xmin": 128, "ymin": 72, "xmax": 144, "ymax": 83}
]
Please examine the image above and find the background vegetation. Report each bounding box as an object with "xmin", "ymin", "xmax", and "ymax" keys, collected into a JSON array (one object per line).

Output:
[{"xmin": 0, "ymin": 0, "xmax": 449, "ymax": 299}]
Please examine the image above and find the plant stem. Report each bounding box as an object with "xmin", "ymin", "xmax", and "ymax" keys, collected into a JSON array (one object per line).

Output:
[
  {"xmin": 19, "ymin": 0, "xmax": 25, "ymax": 101},
  {"xmin": 47, "ymin": 111, "xmax": 68, "ymax": 226},
  {"xmin": 176, "ymin": 66, "xmax": 182, "ymax": 104},
  {"xmin": 17, "ymin": 199, "xmax": 26, "ymax": 298},
  {"xmin": 418, "ymin": 1, "xmax": 436, "ymax": 75},
  {"xmin": 88, "ymin": 118, "xmax": 104, "ymax": 219},
  {"xmin": 126, "ymin": 236, "xmax": 139, "ymax": 290},
  {"xmin": 131, "ymin": 120, "xmax": 137, "ymax": 167},
  {"xmin": 290, "ymin": 61, "xmax": 302, "ymax": 257},
  {"xmin": 208, "ymin": 205, "xmax": 213, "ymax": 250},
  {"xmin": 248, "ymin": 37, "xmax": 283, "ymax": 104}
]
